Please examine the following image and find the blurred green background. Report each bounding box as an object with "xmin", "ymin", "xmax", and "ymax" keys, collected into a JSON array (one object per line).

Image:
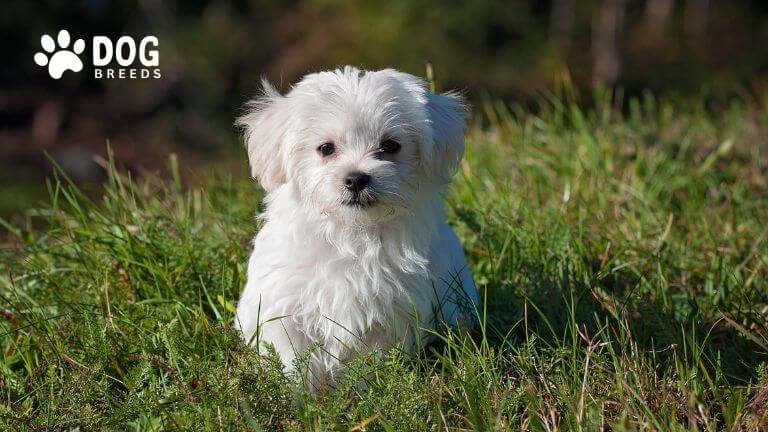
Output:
[{"xmin": 1, "ymin": 0, "xmax": 768, "ymax": 215}]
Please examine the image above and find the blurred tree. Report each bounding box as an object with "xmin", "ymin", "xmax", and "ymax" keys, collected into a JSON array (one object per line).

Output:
[
  {"xmin": 550, "ymin": 0, "xmax": 576, "ymax": 54},
  {"xmin": 644, "ymin": 0, "xmax": 674, "ymax": 31},
  {"xmin": 593, "ymin": 0, "xmax": 628, "ymax": 87},
  {"xmin": 684, "ymin": 0, "xmax": 710, "ymax": 57}
]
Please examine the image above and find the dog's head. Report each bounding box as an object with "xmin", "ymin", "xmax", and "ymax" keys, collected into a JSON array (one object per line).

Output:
[{"xmin": 238, "ymin": 67, "xmax": 466, "ymax": 223}]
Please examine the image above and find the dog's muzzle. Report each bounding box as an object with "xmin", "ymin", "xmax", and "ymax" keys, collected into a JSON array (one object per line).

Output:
[{"xmin": 341, "ymin": 172, "xmax": 377, "ymax": 208}]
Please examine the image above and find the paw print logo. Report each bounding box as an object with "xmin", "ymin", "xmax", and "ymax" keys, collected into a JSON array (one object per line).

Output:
[{"xmin": 34, "ymin": 30, "xmax": 85, "ymax": 79}]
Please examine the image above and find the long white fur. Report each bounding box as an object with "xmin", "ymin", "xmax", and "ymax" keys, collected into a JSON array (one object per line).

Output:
[{"xmin": 234, "ymin": 67, "xmax": 478, "ymax": 387}]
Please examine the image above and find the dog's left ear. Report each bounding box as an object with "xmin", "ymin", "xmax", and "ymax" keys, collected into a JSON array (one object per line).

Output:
[
  {"xmin": 423, "ymin": 91, "xmax": 468, "ymax": 183},
  {"xmin": 237, "ymin": 79, "xmax": 292, "ymax": 193}
]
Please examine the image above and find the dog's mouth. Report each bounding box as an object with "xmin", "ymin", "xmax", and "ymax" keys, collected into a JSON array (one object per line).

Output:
[{"xmin": 342, "ymin": 194, "xmax": 377, "ymax": 209}]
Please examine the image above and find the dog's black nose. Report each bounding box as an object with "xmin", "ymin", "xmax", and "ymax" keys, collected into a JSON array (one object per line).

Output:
[{"xmin": 344, "ymin": 172, "xmax": 371, "ymax": 193}]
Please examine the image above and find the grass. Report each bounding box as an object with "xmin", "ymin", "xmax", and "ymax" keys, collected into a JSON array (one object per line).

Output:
[{"xmin": 1, "ymin": 89, "xmax": 767, "ymax": 430}]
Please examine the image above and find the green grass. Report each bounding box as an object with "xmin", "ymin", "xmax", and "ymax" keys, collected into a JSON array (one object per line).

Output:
[{"xmin": 1, "ymin": 90, "xmax": 767, "ymax": 430}]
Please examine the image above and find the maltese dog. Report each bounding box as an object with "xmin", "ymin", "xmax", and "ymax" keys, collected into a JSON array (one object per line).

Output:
[{"xmin": 234, "ymin": 67, "xmax": 478, "ymax": 387}]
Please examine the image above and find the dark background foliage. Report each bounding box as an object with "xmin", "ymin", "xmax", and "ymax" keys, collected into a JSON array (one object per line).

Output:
[{"xmin": 1, "ymin": 0, "xmax": 768, "ymax": 214}]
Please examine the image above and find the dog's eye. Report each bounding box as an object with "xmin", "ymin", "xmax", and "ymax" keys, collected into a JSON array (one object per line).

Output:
[
  {"xmin": 318, "ymin": 142, "xmax": 335, "ymax": 156},
  {"xmin": 379, "ymin": 139, "xmax": 401, "ymax": 154}
]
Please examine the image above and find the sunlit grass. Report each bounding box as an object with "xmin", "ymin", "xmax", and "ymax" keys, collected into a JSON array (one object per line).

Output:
[{"xmin": 1, "ymin": 91, "xmax": 767, "ymax": 430}]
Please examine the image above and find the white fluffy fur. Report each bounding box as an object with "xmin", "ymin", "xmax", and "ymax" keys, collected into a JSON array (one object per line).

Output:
[{"xmin": 234, "ymin": 67, "xmax": 478, "ymax": 387}]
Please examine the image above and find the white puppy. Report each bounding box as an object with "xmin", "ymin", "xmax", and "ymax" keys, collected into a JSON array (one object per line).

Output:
[{"xmin": 235, "ymin": 67, "xmax": 478, "ymax": 386}]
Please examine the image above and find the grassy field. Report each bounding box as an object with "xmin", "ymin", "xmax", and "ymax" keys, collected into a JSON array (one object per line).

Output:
[{"xmin": 1, "ymin": 90, "xmax": 767, "ymax": 431}]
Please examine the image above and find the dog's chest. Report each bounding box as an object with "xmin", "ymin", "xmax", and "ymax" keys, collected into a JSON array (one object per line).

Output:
[
  {"xmin": 301, "ymin": 246, "xmax": 431, "ymax": 331},
  {"xmin": 259, "ymin": 230, "xmax": 433, "ymax": 347}
]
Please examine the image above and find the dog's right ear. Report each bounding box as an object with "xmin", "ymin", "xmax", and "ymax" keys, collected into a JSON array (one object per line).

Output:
[{"xmin": 236, "ymin": 79, "xmax": 291, "ymax": 193}]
